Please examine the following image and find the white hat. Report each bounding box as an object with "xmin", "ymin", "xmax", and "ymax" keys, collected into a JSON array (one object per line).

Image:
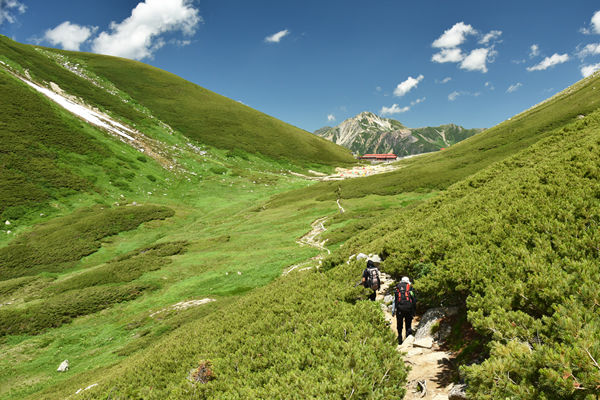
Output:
[
  {"xmin": 401, "ymin": 276, "xmax": 411, "ymax": 284},
  {"xmin": 367, "ymin": 254, "xmax": 382, "ymax": 263}
]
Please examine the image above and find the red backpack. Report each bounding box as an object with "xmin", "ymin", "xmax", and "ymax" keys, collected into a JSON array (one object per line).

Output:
[{"xmin": 395, "ymin": 282, "xmax": 413, "ymax": 311}]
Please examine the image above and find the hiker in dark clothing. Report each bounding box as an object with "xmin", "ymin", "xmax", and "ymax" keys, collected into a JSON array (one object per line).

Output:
[
  {"xmin": 361, "ymin": 256, "xmax": 381, "ymax": 301},
  {"xmin": 392, "ymin": 276, "xmax": 417, "ymax": 344}
]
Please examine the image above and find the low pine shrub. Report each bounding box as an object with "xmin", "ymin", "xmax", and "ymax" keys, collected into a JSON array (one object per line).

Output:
[
  {"xmin": 74, "ymin": 264, "xmax": 407, "ymax": 399},
  {"xmin": 0, "ymin": 283, "xmax": 148, "ymax": 336},
  {"xmin": 0, "ymin": 205, "xmax": 175, "ymax": 279}
]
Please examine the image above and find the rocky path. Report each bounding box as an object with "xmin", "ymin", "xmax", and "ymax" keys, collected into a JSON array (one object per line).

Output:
[
  {"xmin": 288, "ymin": 163, "xmax": 399, "ymax": 181},
  {"xmin": 377, "ymin": 273, "xmax": 463, "ymax": 399}
]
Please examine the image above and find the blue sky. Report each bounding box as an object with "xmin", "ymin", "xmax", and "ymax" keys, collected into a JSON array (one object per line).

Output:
[{"xmin": 2, "ymin": 0, "xmax": 600, "ymax": 132}]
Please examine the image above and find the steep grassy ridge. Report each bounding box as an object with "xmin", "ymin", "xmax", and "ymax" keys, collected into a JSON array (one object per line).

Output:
[
  {"xmin": 70, "ymin": 50, "xmax": 354, "ymax": 166},
  {"xmin": 275, "ymin": 71, "xmax": 600, "ymax": 204},
  {"xmin": 0, "ymin": 34, "xmax": 352, "ymax": 222},
  {"xmin": 325, "ymin": 103, "xmax": 600, "ymax": 398}
]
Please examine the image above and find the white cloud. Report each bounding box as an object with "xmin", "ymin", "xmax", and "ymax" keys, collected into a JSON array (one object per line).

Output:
[
  {"xmin": 448, "ymin": 91, "xmax": 461, "ymax": 101},
  {"xmin": 44, "ymin": 22, "xmax": 97, "ymax": 51},
  {"xmin": 577, "ymin": 43, "xmax": 600, "ymax": 58},
  {"xmin": 593, "ymin": 10, "xmax": 600, "ymax": 34},
  {"xmin": 485, "ymin": 81, "xmax": 495, "ymax": 90},
  {"xmin": 460, "ymin": 48, "xmax": 491, "ymax": 73},
  {"xmin": 375, "ymin": 86, "xmax": 382, "ymax": 92},
  {"xmin": 380, "ymin": 104, "xmax": 410, "ymax": 115},
  {"xmin": 580, "ymin": 10, "xmax": 600, "ymax": 35},
  {"xmin": 327, "ymin": 114, "xmax": 336, "ymax": 122},
  {"xmin": 0, "ymin": 0, "xmax": 26, "ymax": 25},
  {"xmin": 92, "ymin": 0, "xmax": 201, "ymax": 60},
  {"xmin": 410, "ymin": 97, "xmax": 426, "ymax": 106},
  {"xmin": 529, "ymin": 44, "xmax": 540, "ymax": 57},
  {"xmin": 431, "ymin": 22, "xmax": 499, "ymax": 73},
  {"xmin": 527, "ymin": 53, "xmax": 570, "ymax": 71},
  {"xmin": 432, "ymin": 48, "xmax": 464, "ymax": 63},
  {"xmin": 506, "ymin": 82, "xmax": 523, "ymax": 93},
  {"xmin": 448, "ymin": 91, "xmax": 480, "ymax": 101},
  {"xmin": 439, "ymin": 77, "xmax": 452, "ymax": 84},
  {"xmin": 393, "ymin": 74, "xmax": 424, "ymax": 97},
  {"xmin": 265, "ymin": 29, "xmax": 290, "ymax": 43},
  {"xmin": 479, "ymin": 30, "xmax": 502, "ymax": 44},
  {"xmin": 581, "ymin": 63, "xmax": 600, "ymax": 77},
  {"xmin": 432, "ymin": 22, "xmax": 476, "ymax": 48}
]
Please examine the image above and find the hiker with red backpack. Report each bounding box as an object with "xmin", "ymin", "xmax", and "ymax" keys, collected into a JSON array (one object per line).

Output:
[
  {"xmin": 361, "ymin": 256, "xmax": 381, "ymax": 301},
  {"xmin": 392, "ymin": 276, "xmax": 417, "ymax": 344}
]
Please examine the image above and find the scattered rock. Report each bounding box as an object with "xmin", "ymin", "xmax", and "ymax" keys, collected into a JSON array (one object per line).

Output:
[
  {"xmin": 578, "ymin": 114, "xmax": 585, "ymax": 119},
  {"xmin": 398, "ymin": 335, "xmax": 415, "ymax": 350},
  {"xmin": 6, "ymin": 231, "xmax": 11, "ymax": 235},
  {"xmin": 383, "ymin": 294, "xmax": 394, "ymax": 305},
  {"xmin": 448, "ymin": 383, "xmax": 468, "ymax": 399},
  {"xmin": 4, "ymin": 220, "xmax": 10, "ymax": 225},
  {"xmin": 407, "ymin": 347, "xmax": 424, "ymax": 357},
  {"xmin": 237, "ymin": 271, "xmax": 242, "ymax": 275},
  {"xmin": 57, "ymin": 360, "xmax": 69, "ymax": 372},
  {"xmin": 413, "ymin": 337, "xmax": 434, "ymax": 349},
  {"xmin": 150, "ymin": 298, "xmax": 215, "ymax": 317},
  {"xmin": 356, "ymin": 253, "xmax": 368, "ymax": 260}
]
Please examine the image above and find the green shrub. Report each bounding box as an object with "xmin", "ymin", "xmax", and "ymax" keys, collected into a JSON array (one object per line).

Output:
[
  {"xmin": 0, "ymin": 283, "xmax": 148, "ymax": 336},
  {"xmin": 46, "ymin": 241, "xmax": 187, "ymax": 294},
  {"xmin": 209, "ymin": 165, "xmax": 228, "ymax": 175},
  {"xmin": 225, "ymin": 148, "xmax": 249, "ymax": 160},
  {"xmin": 76, "ymin": 266, "xmax": 407, "ymax": 399},
  {"xmin": 146, "ymin": 174, "xmax": 157, "ymax": 182},
  {"xmin": 332, "ymin": 110, "xmax": 600, "ymax": 398},
  {"xmin": 0, "ymin": 205, "xmax": 175, "ymax": 279}
]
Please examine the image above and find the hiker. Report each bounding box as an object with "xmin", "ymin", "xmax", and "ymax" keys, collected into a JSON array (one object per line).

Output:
[
  {"xmin": 361, "ymin": 256, "xmax": 381, "ymax": 301},
  {"xmin": 392, "ymin": 276, "xmax": 416, "ymax": 344}
]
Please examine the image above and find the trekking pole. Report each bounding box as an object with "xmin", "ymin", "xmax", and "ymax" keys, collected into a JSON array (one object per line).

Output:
[{"xmin": 353, "ymin": 281, "xmax": 362, "ymax": 288}]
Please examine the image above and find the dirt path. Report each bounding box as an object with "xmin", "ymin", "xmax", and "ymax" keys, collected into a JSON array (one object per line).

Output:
[
  {"xmin": 377, "ymin": 273, "xmax": 455, "ymax": 399},
  {"xmin": 289, "ymin": 162, "xmax": 400, "ymax": 181},
  {"xmin": 282, "ymin": 217, "xmax": 330, "ymax": 276}
]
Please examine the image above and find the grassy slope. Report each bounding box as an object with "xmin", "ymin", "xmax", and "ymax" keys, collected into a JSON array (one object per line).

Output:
[
  {"xmin": 0, "ymin": 40, "xmax": 422, "ymax": 396},
  {"xmin": 323, "ymin": 84, "xmax": 600, "ymax": 399},
  {"xmin": 274, "ymin": 71, "xmax": 600, "ymax": 205},
  {"xmin": 0, "ymin": 34, "xmax": 352, "ymax": 223},
  {"xmin": 48, "ymin": 47, "xmax": 354, "ymax": 167}
]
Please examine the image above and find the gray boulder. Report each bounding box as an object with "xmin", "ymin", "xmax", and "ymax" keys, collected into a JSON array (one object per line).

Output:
[
  {"xmin": 414, "ymin": 308, "xmax": 446, "ymax": 340},
  {"xmin": 448, "ymin": 383, "xmax": 467, "ymax": 399}
]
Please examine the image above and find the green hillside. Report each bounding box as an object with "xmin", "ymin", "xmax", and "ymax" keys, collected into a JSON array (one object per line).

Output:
[
  {"xmin": 277, "ymin": 71, "xmax": 600, "ymax": 204},
  {"xmin": 0, "ymin": 36, "xmax": 353, "ymax": 166},
  {"xmin": 0, "ymin": 37, "xmax": 407, "ymax": 399},
  {"xmin": 2, "ymin": 31, "xmax": 600, "ymax": 399},
  {"xmin": 324, "ymin": 94, "xmax": 600, "ymax": 398},
  {"xmin": 0, "ymin": 34, "xmax": 353, "ymax": 222}
]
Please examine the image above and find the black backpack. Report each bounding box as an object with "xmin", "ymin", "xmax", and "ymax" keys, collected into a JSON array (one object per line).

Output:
[
  {"xmin": 395, "ymin": 282, "xmax": 413, "ymax": 311},
  {"xmin": 366, "ymin": 267, "xmax": 380, "ymax": 290}
]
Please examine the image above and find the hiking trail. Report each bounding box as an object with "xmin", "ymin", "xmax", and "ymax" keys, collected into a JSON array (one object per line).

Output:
[{"xmin": 377, "ymin": 273, "xmax": 460, "ymax": 400}]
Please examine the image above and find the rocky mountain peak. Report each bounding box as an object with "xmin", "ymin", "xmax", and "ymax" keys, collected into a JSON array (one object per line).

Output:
[{"xmin": 314, "ymin": 111, "xmax": 482, "ymax": 156}]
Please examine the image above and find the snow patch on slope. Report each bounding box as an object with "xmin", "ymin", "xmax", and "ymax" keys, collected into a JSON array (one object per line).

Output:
[{"xmin": 18, "ymin": 76, "xmax": 137, "ymax": 142}]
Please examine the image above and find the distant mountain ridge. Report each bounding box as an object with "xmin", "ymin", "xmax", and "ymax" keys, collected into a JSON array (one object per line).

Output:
[{"xmin": 314, "ymin": 111, "xmax": 483, "ymax": 156}]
